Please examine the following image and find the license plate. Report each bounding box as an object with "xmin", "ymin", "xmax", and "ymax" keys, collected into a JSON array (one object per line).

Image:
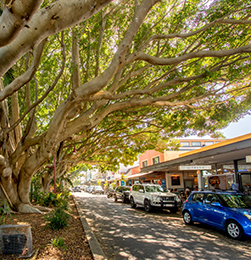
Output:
[{"xmin": 164, "ymin": 204, "xmax": 174, "ymax": 207}]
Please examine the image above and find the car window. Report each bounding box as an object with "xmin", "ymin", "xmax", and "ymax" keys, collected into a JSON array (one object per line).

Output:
[
  {"xmin": 139, "ymin": 185, "xmax": 144, "ymax": 191},
  {"xmin": 205, "ymin": 193, "xmax": 220, "ymax": 204},
  {"xmin": 145, "ymin": 185, "xmax": 166, "ymax": 192},
  {"xmin": 133, "ymin": 185, "xmax": 139, "ymax": 191},
  {"xmin": 192, "ymin": 193, "xmax": 204, "ymax": 202},
  {"xmin": 219, "ymin": 194, "xmax": 251, "ymax": 208}
]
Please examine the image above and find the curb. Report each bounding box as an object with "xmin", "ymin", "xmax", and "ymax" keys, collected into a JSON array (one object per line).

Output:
[{"xmin": 73, "ymin": 196, "xmax": 107, "ymax": 260}]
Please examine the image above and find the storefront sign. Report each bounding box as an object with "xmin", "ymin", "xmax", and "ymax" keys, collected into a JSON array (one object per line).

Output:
[
  {"xmin": 179, "ymin": 165, "xmax": 212, "ymax": 170},
  {"xmin": 246, "ymin": 156, "xmax": 251, "ymax": 163},
  {"xmin": 161, "ymin": 179, "xmax": 166, "ymax": 189}
]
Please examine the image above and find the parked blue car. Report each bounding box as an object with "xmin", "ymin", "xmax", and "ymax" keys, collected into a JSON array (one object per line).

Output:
[{"xmin": 182, "ymin": 190, "xmax": 251, "ymax": 239}]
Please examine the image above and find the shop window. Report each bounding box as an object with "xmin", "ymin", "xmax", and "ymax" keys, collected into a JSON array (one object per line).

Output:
[
  {"xmin": 171, "ymin": 176, "xmax": 180, "ymax": 186},
  {"xmin": 192, "ymin": 141, "xmax": 201, "ymax": 147},
  {"xmin": 142, "ymin": 160, "xmax": 148, "ymax": 167},
  {"xmin": 152, "ymin": 156, "xmax": 160, "ymax": 165},
  {"xmin": 180, "ymin": 142, "xmax": 190, "ymax": 147}
]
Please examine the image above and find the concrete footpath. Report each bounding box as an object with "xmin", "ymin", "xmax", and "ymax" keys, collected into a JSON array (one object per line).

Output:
[{"xmin": 73, "ymin": 196, "xmax": 108, "ymax": 260}]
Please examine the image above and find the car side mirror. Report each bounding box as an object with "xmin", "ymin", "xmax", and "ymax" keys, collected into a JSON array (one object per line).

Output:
[
  {"xmin": 139, "ymin": 189, "xmax": 144, "ymax": 193},
  {"xmin": 211, "ymin": 202, "xmax": 221, "ymax": 207}
]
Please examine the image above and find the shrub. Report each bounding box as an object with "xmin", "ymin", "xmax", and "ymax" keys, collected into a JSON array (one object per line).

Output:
[
  {"xmin": 34, "ymin": 190, "xmax": 70, "ymax": 210},
  {"xmin": 45, "ymin": 208, "xmax": 70, "ymax": 230},
  {"xmin": 55, "ymin": 191, "xmax": 70, "ymax": 210},
  {"xmin": 41, "ymin": 192, "xmax": 57, "ymax": 207}
]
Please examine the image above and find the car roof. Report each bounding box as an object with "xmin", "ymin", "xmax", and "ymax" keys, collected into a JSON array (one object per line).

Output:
[
  {"xmin": 191, "ymin": 190, "xmax": 244, "ymax": 195},
  {"xmin": 133, "ymin": 184, "xmax": 161, "ymax": 186}
]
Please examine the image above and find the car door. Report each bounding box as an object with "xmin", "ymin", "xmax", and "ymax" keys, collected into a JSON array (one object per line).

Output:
[
  {"xmin": 132, "ymin": 185, "xmax": 139, "ymax": 203},
  {"xmin": 190, "ymin": 193, "xmax": 205, "ymax": 222},
  {"xmin": 202, "ymin": 193, "xmax": 226, "ymax": 228},
  {"xmin": 117, "ymin": 187, "xmax": 122, "ymax": 200},
  {"xmin": 135, "ymin": 185, "xmax": 144, "ymax": 205}
]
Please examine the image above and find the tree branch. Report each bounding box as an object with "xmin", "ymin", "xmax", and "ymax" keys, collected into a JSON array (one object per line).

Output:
[
  {"xmin": 0, "ymin": 0, "xmax": 43, "ymax": 47},
  {"xmin": 0, "ymin": 38, "xmax": 47, "ymax": 102},
  {"xmin": 6, "ymin": 33, "xmax": 66, "ymax": 134},
  {"xmin": 0, "ymin": 0, "xmax": 113, "ymax": 77}
]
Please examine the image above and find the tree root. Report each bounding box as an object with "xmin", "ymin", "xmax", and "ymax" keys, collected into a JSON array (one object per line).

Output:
[
  {"xmin": 33, "ymin": 205, "xmax": 52, "ymax": 212},
  {"xmin": 17, "ymin": 203, "xmax": 43, "ymax": 214}
]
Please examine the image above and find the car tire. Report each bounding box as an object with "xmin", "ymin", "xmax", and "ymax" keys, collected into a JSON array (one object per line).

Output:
[
  {"xmin": 130, "ymin": 197, "xmax": 136, "ymax": 208},
  {"xmin": 122, "ymin": 195, "xmax": 126, "ymax": 203},
  {"xmin": 144, "ymin": 199, "xmax": 153, "ymax": 212},
  {"xmin": 226, "ymin": 220, "xmax": 243, "ymax": 240},
  {"xmin": 169, "ymin": 207, "xmax": 178, "ymax": 213},
  {"xmin": 183, "ymin": 211, "xmax": 193, "ymax": 225},
  {"xmin": 114, "ymin": 195, "xmax": 117, "ymax": 202}
]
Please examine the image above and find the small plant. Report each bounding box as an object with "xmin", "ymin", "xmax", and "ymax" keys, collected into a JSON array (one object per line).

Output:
[
  {"xmin": 52, "ymin": 237, "xmax": 65, "ymax": 248},
  {"xmin": 0, "ymin": 201, "xmax": 13, "ymax": 225},
  {"xmin": 45, "ymin": 208, "xmax": 70, "ymax": 230}
]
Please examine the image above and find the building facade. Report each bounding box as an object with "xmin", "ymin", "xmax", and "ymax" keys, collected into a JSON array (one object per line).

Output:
[
  {"xmin": 138, "ymin": 134, "xmax": 251, "ymax": 193},
  {"xmin": 127, "ymin": 138, "xmax": 225, "ymax": 190}
]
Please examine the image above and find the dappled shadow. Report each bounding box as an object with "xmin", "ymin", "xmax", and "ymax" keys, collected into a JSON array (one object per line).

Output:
[{"xmin": 75, "ymin": 194, "xmax": 251, "ymax": 260}]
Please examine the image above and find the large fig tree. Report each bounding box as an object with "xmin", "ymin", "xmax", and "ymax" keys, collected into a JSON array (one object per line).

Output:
[{"xmin": 0, "ymin": 0, "xmax": 251, "ymax": 212}]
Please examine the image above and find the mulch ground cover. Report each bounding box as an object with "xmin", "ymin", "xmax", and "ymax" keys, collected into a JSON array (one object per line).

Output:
[{"xmin": 0, "ymin": 196, "xmax": 93, "ymax": 260}]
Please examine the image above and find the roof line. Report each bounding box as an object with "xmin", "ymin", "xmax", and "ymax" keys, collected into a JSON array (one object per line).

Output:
[{"xmin": 179, "ymin": 132, "xmax": 251, "ymax": 158}]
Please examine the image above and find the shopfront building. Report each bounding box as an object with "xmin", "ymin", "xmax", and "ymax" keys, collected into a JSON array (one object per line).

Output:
[{"xmin": 140, "ymin": 133, "xmax": 251, "ymax": 193}]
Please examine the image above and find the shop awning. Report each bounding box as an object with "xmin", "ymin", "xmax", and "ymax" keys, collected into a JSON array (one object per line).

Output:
[{"xmin": 126, "ymin": 172, "xmax": 152, "ymax": 179}]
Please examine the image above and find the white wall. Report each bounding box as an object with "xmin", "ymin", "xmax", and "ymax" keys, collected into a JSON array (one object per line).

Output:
[{"xmin": 165, "ymin": 171, "xmax": 184, "ymax": 190}]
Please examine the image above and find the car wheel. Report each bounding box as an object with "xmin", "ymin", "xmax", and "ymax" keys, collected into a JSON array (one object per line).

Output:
[
  {"xmin": 114, "ymin": 195, "xmax": 117, "ymax": 202},
  {"xmin": 226, "ymin": 221, "xmax": 243, "ymax": 240},
  {"xmin": 130, "ymin": 197, "xmax": 136, "ymax": 208},
  {"xmin": 144, "ymin": 199, "xmax": 153, "ymax": 212},
  {"xmin": 183, "ymin": 211, "xmax": 193, "ymax": 225},
  {"xmin": 169, "ymin": 207, "xmax": 178, "ymax": 213}
]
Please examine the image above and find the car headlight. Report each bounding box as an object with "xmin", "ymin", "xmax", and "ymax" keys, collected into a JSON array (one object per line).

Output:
[
  {"xmin": 244, "ymin": 214, "xmax": 251, "ymax": 221},
  {"xmin": 175, "ymin": 196, "xmax": 181, "ymax": 202},
  {"xmin": 152, "ymin": 196, "xmax": 161, "ymax": 202}
]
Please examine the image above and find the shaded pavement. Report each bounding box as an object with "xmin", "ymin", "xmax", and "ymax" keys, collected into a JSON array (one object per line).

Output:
[{"xmin": 75, "ymin": 193, "xmax": 251, "ymax": 260}]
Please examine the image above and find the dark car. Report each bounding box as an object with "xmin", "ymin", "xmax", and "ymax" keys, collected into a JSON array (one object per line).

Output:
[
  {"xmin": 72, "ymin": 186, "xmax": 81, "ymax": 192},
  {"xmin": 182, "ymin": 190, "xmax": 251, "ymax": 240},
  {"xmin": 114, "ymin": 186, "xmax": 131, "ymax": 203}
]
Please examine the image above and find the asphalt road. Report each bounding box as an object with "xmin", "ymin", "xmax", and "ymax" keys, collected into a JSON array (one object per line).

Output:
[{"xmin": 74, "ymin": 192, "xmax": 251, "ymax": 260}]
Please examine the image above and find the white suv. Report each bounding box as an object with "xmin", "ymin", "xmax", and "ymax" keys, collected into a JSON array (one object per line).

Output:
[{"xmin": 129, "ymin": 184, "xmax": 181, "ymax": 213}]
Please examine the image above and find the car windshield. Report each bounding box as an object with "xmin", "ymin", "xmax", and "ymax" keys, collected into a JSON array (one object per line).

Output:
[
  {"xmin": 219, "ymin": 194, "xmax": 251, "ymax": 208},
  {"xmin": 145, "ymin": 185, "xmax": 167, "ymax": 192}
]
